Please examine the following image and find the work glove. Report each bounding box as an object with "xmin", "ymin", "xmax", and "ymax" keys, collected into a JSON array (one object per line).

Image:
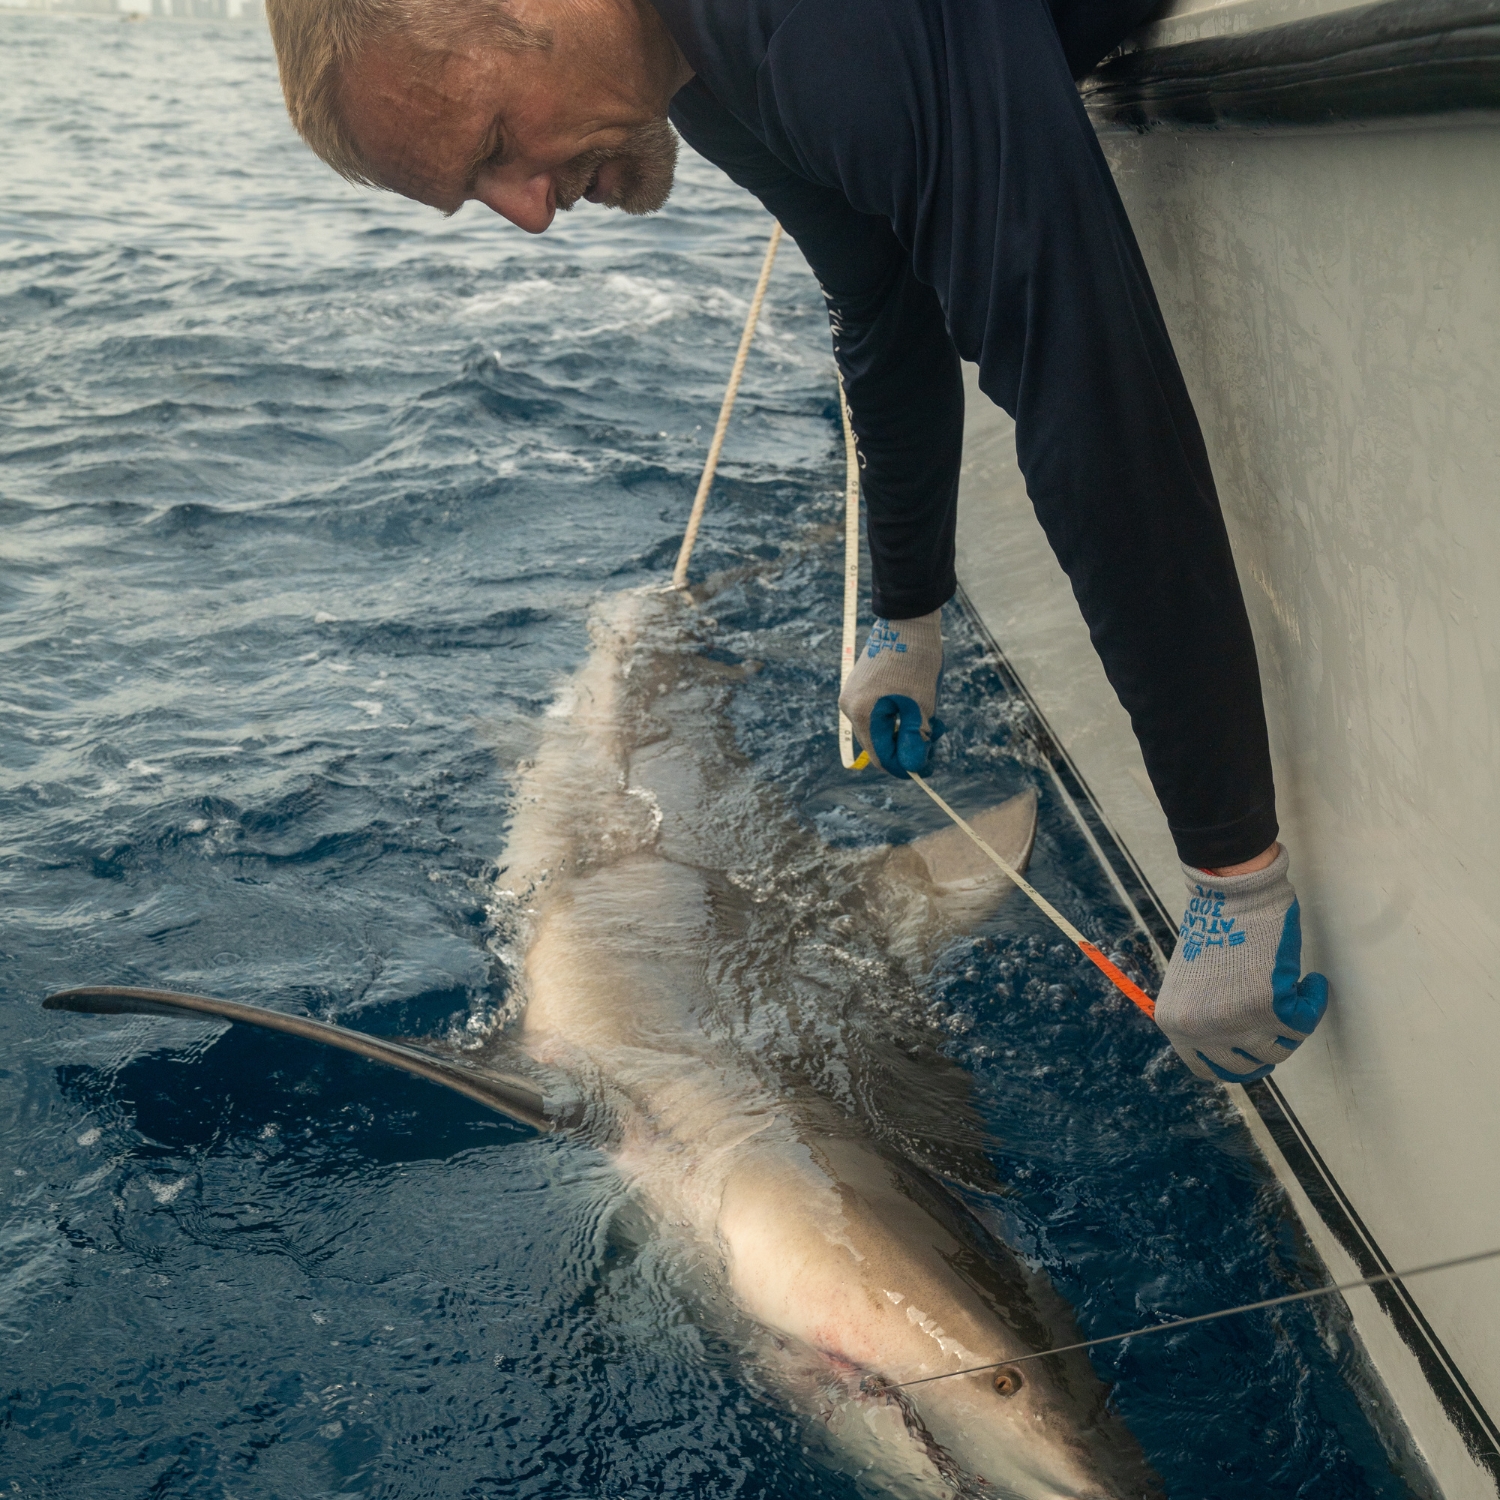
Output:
[
  {"xmin": 1155, "ymin": 846, "xmax": 1329, "ymax": 1083},
  {"xmin": 838, "ymin": 610, "xmax": 944, "ymax": 777}
]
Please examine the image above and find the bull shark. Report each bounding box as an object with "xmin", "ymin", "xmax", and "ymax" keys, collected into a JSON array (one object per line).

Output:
[{"xmin": 47, "ymin": 579, "xmax": 1163, "ymax": 1500}]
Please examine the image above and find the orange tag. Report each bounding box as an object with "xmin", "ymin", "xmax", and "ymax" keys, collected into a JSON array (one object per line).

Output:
[{"xmin": 1079, "ymin": 942, "xmax": 1156, "ymax": 1018}]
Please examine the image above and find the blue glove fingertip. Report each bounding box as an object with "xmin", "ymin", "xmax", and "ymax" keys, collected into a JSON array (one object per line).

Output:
[
  {"xmin": 871, "ymin": 693, "xmax": 937, "ymax": 778},
  {"xmin": 1270, "ymin": 900, "xmax": 1329, "ymax": 1037},
  {"xmin": 896, "ymin": 716, "xmax": 930, "ymax": 774},
  {"xmin": 868, "ymin": 694, "xmax": 907, "ymax": 778},
  {"xmin": 1199, "ymin": 1052, "xmax": 1277, "ymax": 1084},
  {"xmin": 1276, "ymin": 970, "xmax": 1329, "ymax": 1037}
]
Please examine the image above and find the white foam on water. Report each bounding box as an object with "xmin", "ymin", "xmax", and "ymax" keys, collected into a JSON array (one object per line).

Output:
[
  {"xmin": 465, "ymin": 273, "xmax": 746, "ymax": 344},
  {"xmin": 147, "ymin": 1176, "xmax": 190, "ymax": 1205}
]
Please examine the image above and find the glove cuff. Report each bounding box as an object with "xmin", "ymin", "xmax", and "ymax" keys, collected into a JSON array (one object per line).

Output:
[
  {"xmin": 1179, "ymin": 845, "xmax": 1292, "ymax": 918},
  {"xmin": 874, "ymin": 608, "xmax": 942, "ymax": 653}
]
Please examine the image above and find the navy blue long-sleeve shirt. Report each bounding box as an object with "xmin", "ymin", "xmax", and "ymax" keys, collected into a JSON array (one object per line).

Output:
[{"xmin": 647, "ymin": 0, "xmax": 1278, "ymax": 869}]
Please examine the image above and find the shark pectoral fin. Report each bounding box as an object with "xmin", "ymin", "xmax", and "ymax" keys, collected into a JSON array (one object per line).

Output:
[
  {"xmin": 905, "ymin": 787, "xmax": 1038, "ymax": 893},
  {"xmin": 42, "ymin": 986, "xmax": 574, "ymax": 1134},
  {"xmin": 875, "ymin": 788, "xmax": 1039, "ymax": 958}
]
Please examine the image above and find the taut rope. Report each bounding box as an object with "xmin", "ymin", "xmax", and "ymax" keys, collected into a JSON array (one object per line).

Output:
[
  {"xmin": 908, "ymin": 771, "xmax": 1157, "ymax": 1017},
  {"xmin": 837, "ymin": 377, "xmax": 862, "ymax": 769},
  {"xmin": 676, "ymin": 217, "xmax": 1156, "ymax": 1014},
  {"xmin": 876, "ymin": 1244, "xmax": 1500, "ymax": 1391},
  {"xmin": 672, "ymin": 222, "xmax": 783, "ymax": 590}
]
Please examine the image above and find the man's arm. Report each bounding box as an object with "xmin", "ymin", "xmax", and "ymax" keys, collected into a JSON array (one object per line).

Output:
[
  {"xmin": 670, "ymin": 81, "xmax": 964, "ymax": 625},
  {"xmin": 670, "ymin": 82, "xmax": 960, "ymax": 775},
  {"xmin": 759, "ymin": 0, "xmax": 1278, "ymax": 870},
  {"xmin": 671, "ymin": 3, "xmax": 1327, "ymax": 1078}
]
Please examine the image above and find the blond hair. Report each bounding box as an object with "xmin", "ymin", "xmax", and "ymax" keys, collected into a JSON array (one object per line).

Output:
[{"xmin": 266, "ymin": 0, "xmax": 548, "ymax": 186}]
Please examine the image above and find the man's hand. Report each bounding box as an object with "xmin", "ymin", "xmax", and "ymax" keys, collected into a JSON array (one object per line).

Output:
[
  {"xmin": 839, "ymin": 610, "xmax": 944, "ymax": 777},
  {"xmin": 1155, "ymin": 846, "xmax": 1330, "ymax": 1082}
]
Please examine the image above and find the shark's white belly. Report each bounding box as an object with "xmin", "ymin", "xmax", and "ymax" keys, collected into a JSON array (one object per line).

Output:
[
  {"xmin": 492, "ymin": 588, "xmax": 1157, "ymax": 1499},
  {"xmin": 519, "ymin": 857, "xmax": 1022, "ymax": 1378}
]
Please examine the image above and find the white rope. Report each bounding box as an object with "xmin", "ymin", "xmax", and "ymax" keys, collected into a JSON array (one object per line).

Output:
[
  {"xmin": 671, "ymin": 233, "xmax": 1152, "ymax": 1015},
  {"xmin": 880, "ymin": 1243, "xmax": 1500, "ymax": 1390},
  {"xmin": 910, "ymin": 771, "xmax": 1082, "ymax": 940},
  {"xmin": 672, "ymin": 222, "xmax": 784, "ymax": 591},
  {"xmin": 837, "ymin": 377, "xmax": 861, "ymax": 769}
]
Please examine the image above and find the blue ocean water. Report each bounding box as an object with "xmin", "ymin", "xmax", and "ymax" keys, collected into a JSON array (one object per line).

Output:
[{"xmin": 0, "ymin": 14, "xmax": 1430, "ymax": 1499}]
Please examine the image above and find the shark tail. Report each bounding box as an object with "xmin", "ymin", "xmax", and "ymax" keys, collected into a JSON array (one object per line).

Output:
[{"xmin": 42, "ymin": 986, "xmax": 577, "ymax": 1134}]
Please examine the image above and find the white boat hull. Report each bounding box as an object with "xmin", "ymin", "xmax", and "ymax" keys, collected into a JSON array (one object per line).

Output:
[{"xmin": 955, "ymin": 102, "xmax": 1500, "ymax": 1498}]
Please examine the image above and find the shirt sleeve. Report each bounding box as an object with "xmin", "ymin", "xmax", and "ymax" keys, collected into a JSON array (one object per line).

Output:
[{"xmin": 749, "ymin": 0, "xmax": 1279, "ymax": 864}]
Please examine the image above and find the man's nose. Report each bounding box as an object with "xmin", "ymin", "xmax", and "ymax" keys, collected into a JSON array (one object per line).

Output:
[{"xmin": 473, "ymin": 172, "xmax": 556, "ymax": 234}]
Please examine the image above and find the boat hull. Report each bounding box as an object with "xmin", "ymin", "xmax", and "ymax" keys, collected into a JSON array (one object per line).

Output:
[{"xmin": 955, "ymin": 106, "xmax": 1500, "ymax": 1498}]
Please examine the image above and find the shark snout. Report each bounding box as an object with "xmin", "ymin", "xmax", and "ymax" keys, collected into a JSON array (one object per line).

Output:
[{"xmin": 901, "ymin": 1372, "xmax": 1163, "ymax": 1500}]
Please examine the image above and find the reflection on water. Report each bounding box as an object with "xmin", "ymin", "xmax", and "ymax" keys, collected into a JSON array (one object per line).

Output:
[{"xmin": 0, "ymin": 13, "xmax": 1428, "ymax": 1498}]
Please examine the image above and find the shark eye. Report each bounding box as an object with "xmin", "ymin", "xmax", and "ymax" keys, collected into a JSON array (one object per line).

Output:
[{"xmin": 992, "ymin": 1366, "xmax": 1024, "ymax": 1396}]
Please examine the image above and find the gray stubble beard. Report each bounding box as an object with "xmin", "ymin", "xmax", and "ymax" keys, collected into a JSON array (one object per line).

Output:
[{"xmin": 553, "ymin": 116, "xmax": 679, "ymax": 215}]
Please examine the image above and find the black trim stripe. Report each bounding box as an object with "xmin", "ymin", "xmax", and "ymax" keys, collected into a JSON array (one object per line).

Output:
[
  {"xmin": 953, "ymin": 582, "xmax": 1500, "ymax": 1487},
  {"xmin": 1249, "ymin": 1077, "xmax": 1500, "ymax": 1481},
  {"xmin": 1082, "ymin": 0, "xmax": 1500, "ymax": 127}
]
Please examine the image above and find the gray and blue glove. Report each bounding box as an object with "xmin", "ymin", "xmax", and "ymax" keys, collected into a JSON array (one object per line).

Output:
[
  {"xmin": 1155, "ymin": 846, "xmax": 1330, "ymax": 1082},
  {"xmin": 838, "ymin": 610, "xmax": 945, "ymax": 777}
]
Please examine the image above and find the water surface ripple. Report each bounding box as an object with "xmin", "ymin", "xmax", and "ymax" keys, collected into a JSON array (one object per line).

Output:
[{"xmin": 1, "ymin": 15, "xmax": 1428, "ymax": 1499}]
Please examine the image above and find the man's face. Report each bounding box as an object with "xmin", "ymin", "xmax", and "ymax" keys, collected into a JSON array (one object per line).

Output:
[{"xmin": 340, "ymin": 1, "xmax": 687, "ymax": 234}]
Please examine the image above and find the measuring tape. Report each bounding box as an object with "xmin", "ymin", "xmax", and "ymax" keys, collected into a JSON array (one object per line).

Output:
[{"xmin": 678, "ymin": 219, "xmax": 1154, "ymax": 1017}]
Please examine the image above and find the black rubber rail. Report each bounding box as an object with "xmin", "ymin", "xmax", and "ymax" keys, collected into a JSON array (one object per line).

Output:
[
  {"xmin": 43, "ymin": 985, "xmax": 574, "ymax": 1134},
  {"xmin": 1083, "ymin": 0, "xmax": 1500, "ymax": 127}
]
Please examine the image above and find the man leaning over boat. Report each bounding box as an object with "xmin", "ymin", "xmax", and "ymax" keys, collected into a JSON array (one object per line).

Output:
[{"xmin": 260, "ymin": 0, "xmax": 1330, "ymax": 1084}]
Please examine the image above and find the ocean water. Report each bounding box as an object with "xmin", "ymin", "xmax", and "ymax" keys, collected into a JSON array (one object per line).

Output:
[{"xmin": 0, "ymin": 14, "xmax": 1430, "ymax": 1499}]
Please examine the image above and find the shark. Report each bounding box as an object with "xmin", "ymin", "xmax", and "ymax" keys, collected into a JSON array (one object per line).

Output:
[{"xmin": 47, "ymin": 579, "xmax": 1163, "ymax": 1500}]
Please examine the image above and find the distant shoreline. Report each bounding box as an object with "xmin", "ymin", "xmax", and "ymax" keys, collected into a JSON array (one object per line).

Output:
[{"xmin": 0, "ymin": 4, "xmax": 265, "ymax": 22}]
